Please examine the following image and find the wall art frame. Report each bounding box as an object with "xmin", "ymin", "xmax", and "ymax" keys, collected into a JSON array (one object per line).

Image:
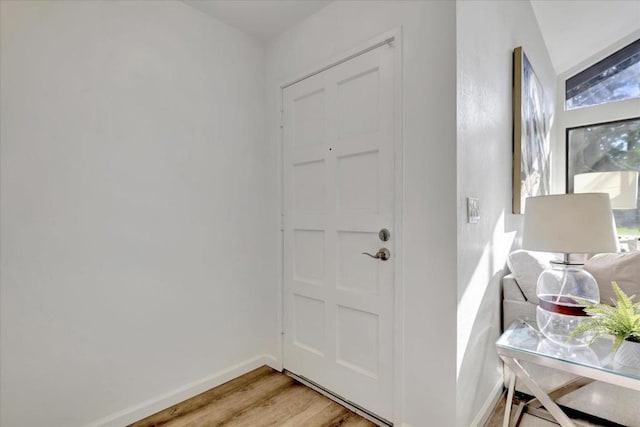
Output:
[{"xmin": 513, "ymin": 46, "xmax": 551, "ymax": 214}]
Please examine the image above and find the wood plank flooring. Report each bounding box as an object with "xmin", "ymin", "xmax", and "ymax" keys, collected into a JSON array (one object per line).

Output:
[{"xmin": 129, "ymin": 366, "xmax": 377, "ymax": 427}]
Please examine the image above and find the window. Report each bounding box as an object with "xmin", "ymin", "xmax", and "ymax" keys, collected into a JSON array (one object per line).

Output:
[
  {"xmin": 567, "ymin": 118, "xmax": 640, "ymax": 236},
  {"xmin": 565, "ymin": 39, "xmax": 640, "ymax": 110}
]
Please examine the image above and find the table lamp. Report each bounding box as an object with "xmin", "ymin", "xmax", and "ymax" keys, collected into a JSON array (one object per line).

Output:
[
  {"xmin": 522, "ymin": 193, "xmax": 618, "ymax": 346},
  {"xmin": 574, "ymin": 171, "xmax": 639, "ymax": 209}
]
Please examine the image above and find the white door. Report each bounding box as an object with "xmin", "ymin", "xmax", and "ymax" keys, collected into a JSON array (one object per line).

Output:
[{"xmin": 282, "ymin": 42, "xmax": 396, "ymax": 421}]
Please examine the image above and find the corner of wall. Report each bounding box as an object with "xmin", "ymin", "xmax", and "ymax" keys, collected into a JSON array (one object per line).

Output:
[{"xmin": 468, "ymin": 378, "xmax": 504, "ymax": 427}]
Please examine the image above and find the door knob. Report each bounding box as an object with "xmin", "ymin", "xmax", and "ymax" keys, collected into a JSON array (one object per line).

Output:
[{"xmin": 361, "ymin": 248, "xmax": 390, "ymax": 261}]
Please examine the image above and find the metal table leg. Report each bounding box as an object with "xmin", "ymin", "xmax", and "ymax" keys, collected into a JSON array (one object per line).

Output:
[
  {"xmin": 500, "ymin": 356, "xmax": 576, "ymax": 427},
  {"xmin": 503, "ymin": 370, "xmax": 516, "ymax": 427}
]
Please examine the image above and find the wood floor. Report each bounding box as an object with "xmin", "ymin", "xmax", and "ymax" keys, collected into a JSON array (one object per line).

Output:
[{"xmin": 129, "ymin": 366, "xmax": 377, "ymax": 427}]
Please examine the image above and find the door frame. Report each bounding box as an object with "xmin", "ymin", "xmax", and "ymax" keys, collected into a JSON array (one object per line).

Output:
[{"xmin": 276, "ymin": 28, "xmax": 404, "ymax": 424}]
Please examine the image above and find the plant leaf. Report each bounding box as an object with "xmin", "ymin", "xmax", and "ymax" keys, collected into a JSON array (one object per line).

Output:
[{"xmin": 567, "ymin": 282, "xmax": 640, "ymax": 347}]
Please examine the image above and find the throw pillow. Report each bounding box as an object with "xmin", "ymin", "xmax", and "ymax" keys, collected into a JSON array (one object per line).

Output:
[{"xmin": 584, "ymin": 252, "xmax": 640, "ymax": 305}]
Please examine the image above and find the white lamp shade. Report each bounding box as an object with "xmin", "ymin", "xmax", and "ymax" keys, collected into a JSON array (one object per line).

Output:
[
  {"xmin": 522, "ymin": 193, "xmax": 618, "ymax": 254},
  {"xmin": 574, "ymin": 171, "xmax": 639, "ymax": 209}
]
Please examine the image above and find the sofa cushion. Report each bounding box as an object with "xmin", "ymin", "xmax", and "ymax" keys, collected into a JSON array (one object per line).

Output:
[
  {"xmin": 507, "ymin": 250, "xmax": 557, "ymax": 303},
  {"xmin": 584, "ymin": 252, "xmax": 640, "ymax": 304},
  {"xmin": 503, "ymin": 275, "xmax": 527, "ymax": 301}
]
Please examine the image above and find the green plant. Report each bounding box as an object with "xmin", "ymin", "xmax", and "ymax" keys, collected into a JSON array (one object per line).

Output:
[{"xmin": 568, "ymin": 282, "xmax": 640, "ymax": 353}]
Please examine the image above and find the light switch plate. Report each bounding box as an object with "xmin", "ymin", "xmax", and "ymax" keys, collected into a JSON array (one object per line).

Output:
[{"xmin": 467, "ymin": 197, "xmax": 479, "ymax": 223}]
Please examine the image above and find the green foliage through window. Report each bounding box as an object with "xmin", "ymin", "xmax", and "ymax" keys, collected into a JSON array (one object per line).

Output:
[{"xmin": 567, "ymin": 118, "xmax": 640, "ymax": 236}]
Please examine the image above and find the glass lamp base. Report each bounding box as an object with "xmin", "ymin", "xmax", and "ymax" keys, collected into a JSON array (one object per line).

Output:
[
  {"xmin": 536, "ymin": 305, "xmax": 595, "ymax": 347},
  {"xmin": 536, "ymin": 262, "xmax": 600, "ymax": 347}
]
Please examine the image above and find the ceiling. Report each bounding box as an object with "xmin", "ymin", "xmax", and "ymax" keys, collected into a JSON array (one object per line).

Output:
[
  {"xmin": 531, "ymin": 0, "xmax": 640, "ymax": 74},
  {"xmin": 182, "ymin": 1, "xmax": 640, "ymax": 74},
  {"xmin": 182, "ymin": 0, "xmax": 331, "ymax": 40}
]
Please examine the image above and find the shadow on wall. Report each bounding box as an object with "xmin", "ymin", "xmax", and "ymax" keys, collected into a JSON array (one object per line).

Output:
[{"xmin": 458, "ymin": 210, "xmax": 518, "ymax": 371}]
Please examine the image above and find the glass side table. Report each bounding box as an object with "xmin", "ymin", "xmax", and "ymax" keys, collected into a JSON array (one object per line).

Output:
[{"xmin": 496, "ymin": 319, "xmax": 640, "ymax": 427}]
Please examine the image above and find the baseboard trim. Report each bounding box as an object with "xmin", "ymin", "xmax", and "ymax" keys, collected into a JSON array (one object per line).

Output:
[
  {"xmin": 85, "ymin": 354, "xmax": 279, "ymax": 427},
  {"xmin": 470, "ymin": 379, "xmax": 505, "ymax": 427}
]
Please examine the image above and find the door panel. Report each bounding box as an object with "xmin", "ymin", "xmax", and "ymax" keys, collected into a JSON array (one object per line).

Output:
[
  {"xmin": 293, "ymin": 294, "xmax": 325, "ymax": 356},
  {"xmin": 337, "ymin": 151, "xmax": 380, "ymax": 213},
  {"xmin": 283, "ymin": 43, "xmax": 396, "ymax": 421},
  {"xmin": 293, "ymin": 160, "xmax": 326, "ymax": 214},
  {"xmin": 293, "ymin": 229, "xmax": 324, "ymax": 285},
  {"xmin": 292, "ymin": 89, "xmax": 325, "ymax": 147},
  {"xmin": 336, "ymin": 305, "xmax": 379, "ymax": 377},
  {"xmin": 337, "ymin": 68, "xmax": 379, "ymax": 139}
]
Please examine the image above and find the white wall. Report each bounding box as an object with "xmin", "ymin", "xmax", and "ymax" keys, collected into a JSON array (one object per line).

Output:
[
  {"xmin": 0, "ymin": 1, "xmax": 278, "ymax": 426},
  {"xmin": 456, "ymin": 1, "xmax": 555, "ymax": 425},
  {"xmin": 265, "ymin": 2, "xmax": 458, "ymax": 426}
]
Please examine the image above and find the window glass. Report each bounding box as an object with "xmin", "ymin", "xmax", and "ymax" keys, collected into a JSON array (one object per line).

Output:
[
  {"xmin": 566, "ymin": 39, "xmax": 640, "ymax": 110},
  {"xmin": 567, "ymin": 118, "xmax": 640, "ymax": 237}
]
